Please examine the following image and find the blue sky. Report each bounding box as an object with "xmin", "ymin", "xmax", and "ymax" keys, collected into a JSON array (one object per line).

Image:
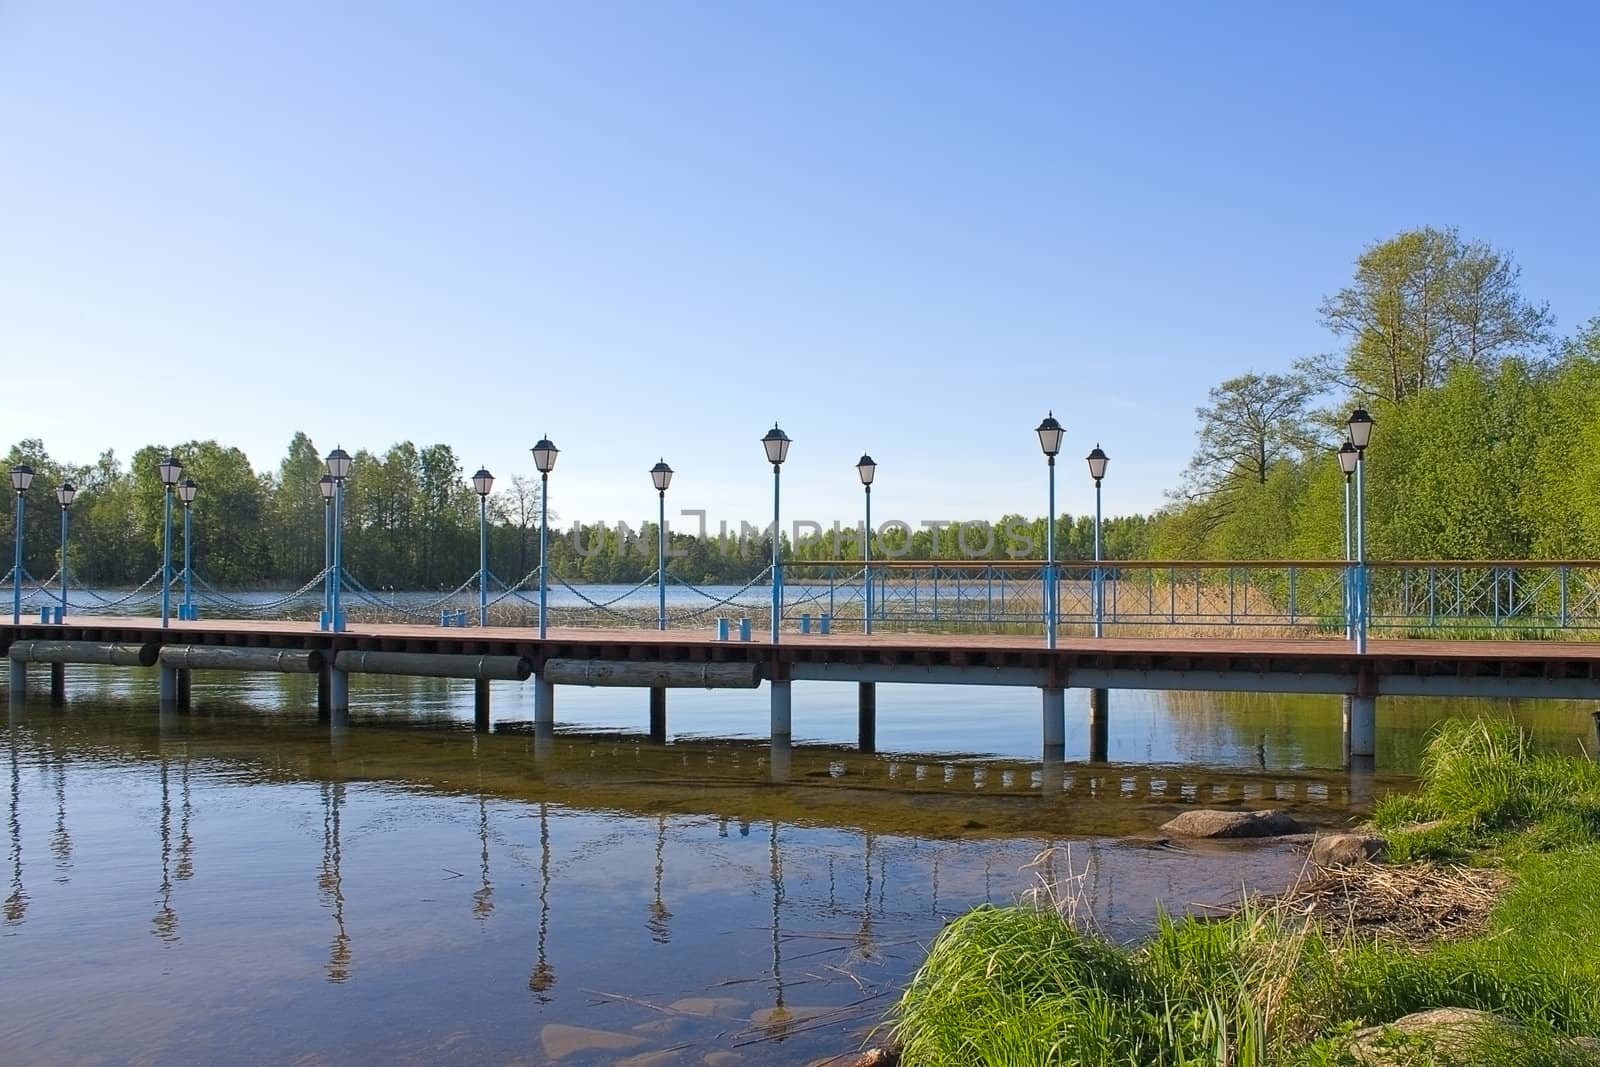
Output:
[{"xmin": 3, "ymin": 2, "xmax": 1596, "ymax": 530}]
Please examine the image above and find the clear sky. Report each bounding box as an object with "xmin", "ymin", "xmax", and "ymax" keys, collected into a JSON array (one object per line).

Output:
[{"xmin": 3, "ymin": 2, "xmax": 1596, "ymax": 532}]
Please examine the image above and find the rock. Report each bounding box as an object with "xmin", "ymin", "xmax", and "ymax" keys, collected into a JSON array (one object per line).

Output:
[
  {"xmin": 703, "ymin": 1053, "xmax": 743, "ymax": 1067},
  {"xmin": 1157, "ymin": 808, "xmax": 1304, "ymax": 839},
  {"xmin": 668, "ymin": 996, "xmax": 746, "ymax": 1018},
  {"xmin": 1346, "ymin": 1008, "xmax": 1600, "ymax": 1063},
  {"xmin": 615, "ymin": 1052, "xmax": 684, "ymax": 1067},
  {"xmin": 805, "ymin": 1050, "xmax": 897, "ymax": 1067},
  {"xmin": 539, "ymin": 1023, "xmax": 648, "ymax": 1060},
  {"xmin": 1309, "ymin": 832, "xmax": 1389, "ymax": 867}
]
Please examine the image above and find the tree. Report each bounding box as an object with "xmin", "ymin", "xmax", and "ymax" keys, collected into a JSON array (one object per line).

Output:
[{"xmin": 1181, "ymin": 371, "xmax": 1319, "ymax": 499}]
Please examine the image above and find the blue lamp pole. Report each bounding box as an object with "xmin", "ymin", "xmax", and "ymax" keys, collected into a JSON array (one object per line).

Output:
[
  {"xmin": 651, "ymin": 461, "xmax": 674, "ymax": 630},
  {"xmin": 319, "ymin": 475, "xmax": 335, "ymax": 624},
  {"xmin": 325, "ymin": 448, "xmax": 352, "ymax": 632},
  {"xmin": 762, "ymin": 426, "xmax": 792, "ymax": 644},
  {"xmin": 178, "ymin": 479, "xmax": 198, "ymax": 620},
  {"xmin": 472, "ymin": 468, "xmax": 495, "ymax": 626},
  {"xmin": 158, "ymin": 455, "xmax": 183, "ymax": 629},
  {"xmin": 1035, "ymin": 414, "xmax": 1063, "ymax": 649},
  {"xmin": 55, "ymin": 482, "xmax": 76, "ymax": 623},
  {"xmin": 10, "ymin": 465, "xmax": 33, "ymax": 624},
  {"xmin": 856, "ymin": 455, "xmax": 875, "ymax": 634},
  {"xmin": 1347, "ymin": 409, "xmax": 1375, "ymax": 653},
  {"xmin": 1337, "ymin": 442, "xmax": 1358, "ymax": 640},
  {"xmin": 531, "ymin": 438, "xmax": 559, "ymax": 639},
  {"xmin": 1086, "ymin": 445, "xmax": 1108, "ymax": 638}
]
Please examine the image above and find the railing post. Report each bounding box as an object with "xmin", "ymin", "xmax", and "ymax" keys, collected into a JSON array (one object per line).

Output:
[
  {"xmin": 1287, "ymin": 565, "xmax": 1297, "ymax": 623},
  {"xmin": 1561, "ymin": 565, "xmax": 1570, "ymax": 629},
  {"xmin": 1428, "ymin": 566, "xmax": 1437, "ymax": 630}
]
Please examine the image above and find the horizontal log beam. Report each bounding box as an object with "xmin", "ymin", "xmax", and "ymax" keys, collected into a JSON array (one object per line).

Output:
[
  {"xmin": 334, "ymin": 650, "xmax": 532, "ymax": 681},
  {"xmin": 8, "ymin": 640, "xmax": 158, "ymax": 668},
  {"xmin": 159, "ymin": 645, "xmax": 323, "ymax": 674},
  {"xmin": 544, "ymin": 658, "xmax": 762, "ymax": 689}
]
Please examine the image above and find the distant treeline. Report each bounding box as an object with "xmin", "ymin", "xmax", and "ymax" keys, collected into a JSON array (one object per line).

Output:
[{"xmin": 8, "ymin": 227, "xmax": 1598, "ymax": 588}]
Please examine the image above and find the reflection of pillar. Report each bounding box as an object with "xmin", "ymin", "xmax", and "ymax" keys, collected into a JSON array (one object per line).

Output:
[
  {"xmin": 6, "ymin": 728, "xmax": 26, "ymax": 923},
  {"xmin": 647, "ymin": 814, "xmax": 671, "ymax": 943},
  {"xmin": 1347, "ymin": 758, "xmax": 1376, "ymax": 812},
  {"xmin": 51, "ymin": 750, "xmax": 72, "ymax": 884},
  {"xmin": 474, "ymin": 796, "xmax": 494, "ymax": 920},
  {"xmin": 855, "ymin": 832, "xmax": 875, "ymax": 956},
  {"xmin": 769, "ymin": 820, "xmax": 785, "ymax": 1012},
  {"xmin": 770, "ymin": 737, "xmax": 791, "ymax": 784},
  {"xmin": 1088, "ymin": 689, "xmax": 1109, "ymax": 762},
  {"xmin": 176, "ymin": 752, "xmax": 193, "ymax": 881},
  {"xmin": 529, "ymin": 803, "xmax": 555, "ymax": 1000},
  {"xmin": 319, "ymin": 781, "xmax": 351, "ymax": 982},
  {"xmin": 152, "ymin": 758, "xmax": 178, "ymax": 942}
]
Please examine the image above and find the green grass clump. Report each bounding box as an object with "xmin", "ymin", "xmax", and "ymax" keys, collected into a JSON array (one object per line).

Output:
[{"xmin": 891, "ymin": 720, "xmax": 1600, "ymax": 1065}]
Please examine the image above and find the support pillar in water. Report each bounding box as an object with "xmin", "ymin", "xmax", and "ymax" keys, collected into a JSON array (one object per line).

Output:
[
  {"xmin": 49, "ymin": 662, "xmax": 65, "ymax": 705},
  {"xmin": 1088, "ymin": 687, "xmax": 1109, "ymax": 762},
  {"xmin": 317, "ymin": 665, "xmax": 331, "ymax": 723},
  {"xmin": 8, "ymin": 659, "xmax": 24, "ymax": 704},
  {"xmin": 1041, "ymin": 687, "xmax": 1065, "ymax": 760},
  {"xmin": 158, "ymin": 664, "xmax": 178, "ymax": 709},
  {"xmin": 534, "ymin": 674, "xmax": 555, "ymax": 729},
  {"xmin": 329, "ymin": 667, "xmax": 349, "ymax": 724},
  {"xmin": 177, "ymin": 668, "xmax": 192, "ymax": 710},
  {"xmin": 1347, "ymin": 693, "xmax": 1376, "ymax": 761},
  {"xmin": 770, "ymin": 679, "xmax": 791, "ymax": 742},
  {"xmin": 474, "ymin": 677, "xmax": 491, "ymax": 733},
  {"xmin": 648, "ymin": 686, "xmax": 666, "ymax": 744},
  {"xmin": 858, "ymin": 681, "xmax": 876, "ymax": 754}
]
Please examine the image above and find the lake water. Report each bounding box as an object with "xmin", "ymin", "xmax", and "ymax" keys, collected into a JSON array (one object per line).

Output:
[{"xmin": 3, "ymin": 668, "xmax": 1593, "ymax": 1065}]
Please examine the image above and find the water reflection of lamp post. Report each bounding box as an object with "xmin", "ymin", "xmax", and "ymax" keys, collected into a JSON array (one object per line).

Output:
[
  {"xmin": 158, "ymin": 455, "xmax": 182, "ymax": 628},
  {"xmin": 856, "ymin": 455, "xmax": 875, "ymax": 635},
  {"xmin": 472, "ymin": 468, "xmax": 495, "ymax": 626},
  {"xmin": 1035, "ymin": 414, "xmax": 1064, "ymax": 648},
  {"xmin": 177, "ymin": 479, "xmax": 198, "ymax": 620},
  {"xmin": 324, "ymin": 449, "xmax": 352, "ymax": 633},
  {"xmin": 320, "ymin": 781, "xmax": 351, "ymax": 981},
  {"xmin": 1347, "ymin": 409, "xmax": 1375, "ymax": 653},
  {"xmin": 762, "ymin": 426, "xmax": 792, "ymax": 644},
  {"xmin": 11, "ymin": 464, "xmax": 34, "ymax": 624},
  {"xmin": 6, "ymin": 727, "xmax": 26, "ymax": 922},
  {"xmin": 648, "ymin": 814, "xmax": 672, "ymax": 943},
  {"xmin": 529, "ymin": 802, "xmax": 556, "ymax": 1000},
  {"xmin": 1337, "ymin": 442, "xmax": 1358, "ymax": 640},
  {"xmin": 54, "ymin": 482, "xmax": 75, "ymax": 623},
  {"xmin": 474, "ymin": 795, "xmax": 494, "ymax": 919},
  {"xmin": 1085, "ymin": 445, "xmax": 1109, "ymax": 638},
  {"xmin": 320, "ymin": 475, "xmax": 335, "ymax": 623},
  {"xmin": 531, "ymin": 438, "xmax": 559, "ymax": 639},
  {"xmin": 768, "ymin": 819, "xmax": 786, "ymax": 1017},
  {"xmin": 650, "ymin": 461, "xmax": 673, "ymax": 631},
  {"xmin": 152, "ymin": 757, "xmax": 178, "ymax": 941}
]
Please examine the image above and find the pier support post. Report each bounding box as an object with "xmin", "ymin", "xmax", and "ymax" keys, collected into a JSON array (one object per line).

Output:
[
  {"xmin": 8, "ymin": 659, "xmax": 24, "ymax": 704},
  {"xmin": 329, "ymin": 667, "xmax": 349, "ymax": 724},
  {"xmin": 1346, "ymin": 694, "xmax": 1376, "ymax": 762},
  {"xmin": 317, "ymin": 665, "xmax": 331, "ymax": 723},
  {"xmin": 474, "ymin": 678, "xmax": 491, "ymax": 734},
  {"xmin": 177, "ymin": 668, "xmax": 192, "ymax": 710},
  {"xmin": 50, "ymin": 662, "xmax": 65, "ymax": 705},
  {"xmin": 534, "ymin": 674, "xmax": 555, "ymax": 730},
  {"xmin": 648, "ymin": 686, "xmax": 666, "ymax": 744},
  {"xmin": 770, "ymin": 679, "xmax": 792, "ymax": 742},
  {"xmin": 159, "ymin": 665, "xmax": 178, "ymax": 710},
  {"xmin": 1041, "ymin": 687, "xmax": 1065, "ymax": 760},
  {"xmin": 770, "ymin": 737, "xmax": 792, "ymax": 783},
  {"xmin": 1088, "ymin": 688, "xmax": 1109, "ymax": 763},
  {"xmin": 858, "ymin": 681, "xmax": 876, "ymax": 754}
]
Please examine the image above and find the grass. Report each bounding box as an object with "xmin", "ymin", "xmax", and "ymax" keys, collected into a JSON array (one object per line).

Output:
[{"xmin": 889, "ymin": 719, "xmax": 1600, "ymax": 1065}]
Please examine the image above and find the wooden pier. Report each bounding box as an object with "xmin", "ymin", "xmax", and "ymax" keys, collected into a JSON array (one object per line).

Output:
[{"xmin": 9, "ymin": 616, "xmax": 1600, "ymax": 765}]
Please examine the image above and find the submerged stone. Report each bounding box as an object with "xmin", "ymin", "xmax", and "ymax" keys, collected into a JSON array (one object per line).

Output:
[
  {"xmin": 1157, "ymin": 808, "xmax": 1303, "ymax": 838},
  {"xmin": 539, "ymin": 1023, "xmax": 649, "ymax": 1060}
]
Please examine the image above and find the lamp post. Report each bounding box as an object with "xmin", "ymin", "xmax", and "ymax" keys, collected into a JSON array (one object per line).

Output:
[
  {"xmin": 320, "ymin": 475, "xmax": 335, "ymax": 624},
  {"xmin": 1035, "ymin": 414, "xmax": 1064, "ymax": 649},
  {"xmin": 650, "ymin": 461, "xmax": 673, "ymax": 631},
  {"xmin": 1347, "ymin": 409, "xmax": 1375, "ymax": 653},
  {"xmin": 55, "ymin": 482, "xmax": 75, "ymax": 623},
  {"xmin": 762, "ymin": 425, "xmax": 792, "ymax": 644},
  {"xmin": 325, "ymin": 448, "xmax": 352, "ymax": 632},
  {"xmin": 1086, "ymin": 445, "xmax": 1109, "ymax": 638},
  {"xmin": 158, "ymin": 455, "xmax": 183, "ymax": 628},
  {"xmin": 473, "ymin": 467, "xmax": 494, "ymax": 626},
  {"xmin": 177, "ymin": 478, "xmax": 198, "ymax": 620},
  {"xmin": 856, "ymin": 455, "xmax": 875, "ymax": 635},
  {"xmin": 531, "ymin": 437, "xmax": 559, "ymax": 639},
  {"xmin": 10, "ymin": 465, "xmax": 33, "ymax": 624},
  {"xmin": 1337, "ymin": 442, "xmax": 1358, "ymax": 640}
]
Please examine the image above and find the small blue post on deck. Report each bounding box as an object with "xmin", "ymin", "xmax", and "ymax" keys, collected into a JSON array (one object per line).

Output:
[
  {"xmin": 800, "ymin": 613, "xmax": 811, "ymax": 635},
  {"xmin": 717, "ymin": 617, "xmax": 730, "ymax": 641},
  {"xmin": 651, "ymin": 461, "xmax": 673, "ymax": 631},
  {"xmin": 56, "ymin": 480, "xmax": 75, "ymax": 623},
  {"xmin": 472, "ymin": 467, "xmax": 495, "ymax": 626},
  {"xmin": 1036, "ymin": 413, "xmax": 1063, "ymax": 649},
  {"xmin": 1087, "ymin": 445, "xmax": 1108, "ymax": 638},
  {"xmin": 532, "ymin": 438, "xmax": 559, "ymax": 639},
  {"xmin": 325, "ymin": 447, "xmax": 352, "ymax": 633},
  {"xmin": 856, "ymin": 455, "xmax": 875, "ymax": 635},
  {"xmin": 739, "ymin": 617, "xmax": 752, "ymax": 642},
  {"xmin": 10, "ymin": 463, "xmax": 33, "ymax": 624},
  {"xmin": 762, "ymin": 425, "xmax": 792, "ymax": 645}
]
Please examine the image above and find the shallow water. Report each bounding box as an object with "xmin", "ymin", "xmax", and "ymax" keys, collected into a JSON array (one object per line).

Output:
[{"xmin": 2, "ymin": 667, "xmax": 1593, "ymax": 1065}]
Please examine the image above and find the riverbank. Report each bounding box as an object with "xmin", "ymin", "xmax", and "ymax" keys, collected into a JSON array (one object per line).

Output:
[{"xmin": 884, "ymin": 719, "xmax": 1600, "ymax": 1065}]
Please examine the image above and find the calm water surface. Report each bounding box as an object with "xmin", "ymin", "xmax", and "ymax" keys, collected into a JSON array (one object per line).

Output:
[{"xmin": 3, "ymin": 666, "xmax": 1593, "ymax": 1065}]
